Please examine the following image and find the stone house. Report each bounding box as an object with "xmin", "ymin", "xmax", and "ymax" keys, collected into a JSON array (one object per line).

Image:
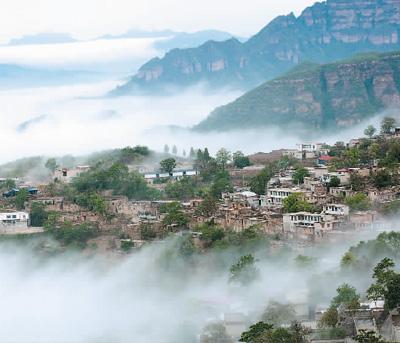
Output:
[
  {"xmin": 380, "ymin": 307, "xmax": 400, "ymax": 342},
  {"xmin": 54, "ymin": 165, "xmax": 90, "ymax": 183}
]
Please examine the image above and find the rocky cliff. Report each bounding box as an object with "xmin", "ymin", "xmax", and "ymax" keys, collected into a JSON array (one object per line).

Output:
[
  {"xmin": 114, "ymin": 0, "xmax": 400, "ymax": 94},
  {"xmin": 195, "ymin": 51, "xmax": 400, "ymax": 131}
]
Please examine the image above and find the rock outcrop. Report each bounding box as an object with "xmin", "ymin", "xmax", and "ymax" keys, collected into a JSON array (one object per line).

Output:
[
  {"xmin": 195, "ymin": 51, "xmax": 400, "ymax": 132},
  {"xmin": 114, "ymin": 0, "xmax": 400, "ymax": 94}
]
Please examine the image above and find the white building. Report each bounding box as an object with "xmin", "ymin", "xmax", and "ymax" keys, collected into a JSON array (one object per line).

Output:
[
  {"xmin": 266, "ymin": 187, "xmax": 306, "ymax": 206},
  {"xmin": 0, "ymin": 212, "xmax": 29, "ymax": 229},
  {"xmin": 323, "ymin": 204, "xmax": 349, "ymax": 216},
  {"xmin": 144, "ymin": 169, "xmax": 199, "ymax": 183}
]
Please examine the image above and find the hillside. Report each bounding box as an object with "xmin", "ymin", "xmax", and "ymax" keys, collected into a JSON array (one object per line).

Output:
[
  {"xmin": 195, "ymin": 51, "xmax": 400, "ymax": 131},
  {"xmin": 114, "ymin": 0, "xmax": 400, "ymax": 94}
]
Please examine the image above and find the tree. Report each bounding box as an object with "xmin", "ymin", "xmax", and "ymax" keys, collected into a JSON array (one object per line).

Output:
[
  {"xmin": 30, "ymin": 202, "xmax": 48, "ymax": 227},
  {"xmin": 163, "ymin": 144, "xmax": 170, "ymax": 154},
  {"xmin": 249, "ymin": 164, "xmax": 277, "ymax": 195},
  {"xmin": 195, "ymin": 195, "xmax": 218, "ymax": 217},
  {"xmin": 367, "ymin": 258, "xmax": 400, "ymax": 310},
  {"xmin": 229, "ymin": 254, "xmax": 259, "ymax": 285},
  {"xmin": 165, "ymin": 177, "xmax": 195, "ymax": 200},
  {"xmin": 14, "ymin": 189, "xmax": 29, "ymax": 210},
  {"xmin": 294, "ymin": 255, "xmax": 316, "ymax": 268},
  {"xmin": 328, "ymin": 175, "xmax": 341, "ymax": 188},
  {"xmin": 341, "ymin": 251, "xmax": 358, "ymax": 269},
  {"xmin": 345, "ymin": 193, "xmax": 371, "ymax": 211},
  {"xmin": 140, "ymin": 224, "xmax": 157, "ymax": 241},
  {"xmin": 45, "ymin": 158, "xmax": 58, "ymax": 173},
  {"xmin": 240, "ymin": 322, "xmax": 308, "ymax": 343},
  {"xmin": 203, "ymin": 148, "xmax": 211, "ymax": 162},
  {"xmin": 1, "ymin": 178, "xmax": 16, "ymax": 191},
  {"xmin": 197, "ymin": 223, "xmax": 225, "ymax": 247},
  {"xmin": 172, "ymin": 145, "xmax": 178, "ymax": 155},
  {"xmin": 380, "ymin": 116, "xmax": 396, "ymax": 134},
  {"xmin": 201, "ymin": 323, "xmax": 233, "ymax": 343},
  {"xmin": 182, "ymin": 149, "xmax": 186, "ymax": 157},
  {"xmin": 364, "ymin": 125, "xmax": 377, "ymax": 139},
  {"xmin": 319, "ymin": 307, "xmax": 339, "ymax": 328},
  {"xmin": 372, "ymin": 169, "xmax": 393, "ymax": 189},
  {"xmin": 350, "ymin": 173, "xmax": 365, "ymax": 191},
  {"xmin": 354, "ymin": 330, "xmax": 385, "ymax": 343},
  {"xmin": 160, "ymin": 158, "xmax": 176, "ymax": 174},
  {"xmin": 161, "ymin": 202, "xmax": 189, "ymax": 228},
  {"xmin": 292, "ymin": 167, "xmax": 310, "ymax": 185},
  {"xmin": 262, "ymin": 302, "xmax": 296, "ymax": 326},
  {"xmin": 240, "ymin": 322, "xmax": 274, "ymax": 343},
  {"xmin": 216, "ymin": 148, "xmax": 232, "ymax": 171},
  {"xmin": 331, "ymin": 283, "xmax": 360, "ymax": 309},
  {"xmin": 189, "ymin": 147, "xmax": 196, "ymax": 160},
  {"xmin": 283, "ymin": 193, "xmax": 312, "ymax": 213},
  {"xmin": 210, "ymin": 172, "xmax": 233, "ymax": 199},
  {"xmin": 233, "ymin": 151, "xmax": 251, "ymax": 169}
]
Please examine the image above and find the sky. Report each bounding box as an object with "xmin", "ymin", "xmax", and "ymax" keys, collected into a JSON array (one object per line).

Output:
[{"xmin": 0, "ymin": 0, "xmax": 316, "ymax": 44}]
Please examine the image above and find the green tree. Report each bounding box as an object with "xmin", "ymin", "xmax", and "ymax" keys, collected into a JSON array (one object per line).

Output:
[
  {"xmin": 30, "ymin": 202, "xmax": 48, "ymax": 227},
  {"xmin": 350, "ymin": 173, "xmax": 365, "ymax": 191},
  {"xmin": 161, "ymin": 202, "xmax": 189, "ymax": 228},
  {"xmin": 189, "ymin": 147, "xmax": 196, "ymax": 160},
  {"xmin": 140, "ymin": 224, "xmax": 157, "ymax": 241},
  {"xmin": 364, "ymin": 125, "xmax": 377, "ymax": 139},
  {"xmin": 345, "ymin": 193, "xmax": 371, "ymax": 211},
  {"xmin": 233, "ymin": 151, "xmax": 251, "ymax": 169},
  {"xmin": 262, "ymin": 302, "xmax": 296, "ymax": 326},
  {"xmin": 211, "ymin": 172, "xmax": 233, "ymax": 199},
  {"xmin": 367, "ymin": 258, "xmax": 400, "ymax": 310},
  {"xmin": 216, "ymin": 148, "xmax": 232, "ymax": 171},
  {"xmin": 197, "ymin": 223, "xmax": 225, "ymax": 248},
  {"xmin": 372, "ymin": 169, "xmax": 393, "ymax": 189},
  {"xmin": 165, "ymin": 177, "xmax": 195, "ymax": 200},
  {"xmin": 354, "ymin": 330, "xmax": 385, "ymax": 343},
  {"xmin": 45, "ymin": 158, "xmax": 58, "ymax": 173},
  {"xmin": 14, "ymin": 188, "xmax": 29, "ymax": 210},
  {"xmin": 163, "ymin": 144, "xmax": 170, "ymax": 154},
  {"xmin": 240, "ymin": 322, "xmax": 274, "ymax": 343},
  {"xmin": 294, "ymin": 255, "xmax": 316, "ymax": 268},
  {"xmin": 341, "ymin": 251, "xmax": 358, "ymax": 269},
  {"xmin": 229, "ymin": 254, "xmax": 259, "ymax": 285},
  {"xmin": 380, "ymin": 116, "xmax": 396, "ymax": 134},
  {"xmin": 319, "ymin": 307, "xmax": 338, "ymax": 328},
  {"xmin": 292, "ymin": 167, "xmax": 310, "ymax": 185},
  {"xmin": 201, "ymin": 323, "xmax": 233, "ymax": 343},
  {"xmin": 1, "ymin": 179, "xmax": 16, "ymax": 191},
  {"xmin": 331, "ymin": 283, "xmax": 360, "ymax": 309},
  {"xmin": 195, "ymin": 195, "xmax": 218, "ymax": 217},
  {"xmin": 328, "ymin": 175, "xmax": 341, "ymax": 188},
  {"xmin": 249, "ymin": 164, "xmax": 277, "ymax": 195},
  {"xmin": 283, "ymin": 193, "xmax": 312, "ymax": 213},
  {"xmin": 160, "ymin": 158, "xmax": 177, "ymax": 174}
]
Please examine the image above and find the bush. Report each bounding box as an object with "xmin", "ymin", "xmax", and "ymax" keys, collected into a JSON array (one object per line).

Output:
[{"xmin": 345, "ymin": 193, "xmax": 371, "ymax": 211}]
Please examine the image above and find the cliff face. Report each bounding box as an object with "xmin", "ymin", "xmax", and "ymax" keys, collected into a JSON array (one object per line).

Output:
[
  {"xmin": 195, "ymin": 52, "xmax": 400, "ymax": 132},
  {"xmin": 115, "ymin": 0, "xmax": 400, "ymax": 93}
]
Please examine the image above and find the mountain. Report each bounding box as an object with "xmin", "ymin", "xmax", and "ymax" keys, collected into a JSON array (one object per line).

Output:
[
  {"xmin": 7, "ymin": 32, "xmax": 76, "ymax": 46},
  {"xmin": 153, "ymin": 30, "xmax": 241, "ymax": 51},
  {"xmin": 115, "ymin": 0, "xmax": 400, "ymax": 94},
  {"xmin": 194, "ymin": 51, "xmax": 400, "ymax": 132}
]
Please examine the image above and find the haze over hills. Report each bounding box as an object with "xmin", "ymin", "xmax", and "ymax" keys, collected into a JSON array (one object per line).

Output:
[
  {"xmin": 114, "ymin": 0, "xmax": 400, "ymax": 94},
  {"xmin": 195, "ymin": 51, "xmax": 400, "ymax": 132}
]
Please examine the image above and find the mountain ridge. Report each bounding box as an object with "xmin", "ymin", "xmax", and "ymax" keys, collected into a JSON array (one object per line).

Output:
[
  {"xmin": 194, "ymin": 51, "xmax": 400, "ymax": 132},
  {"xmin": 114, "ymin": 0, "xmax": 400, "ymax": 94}
]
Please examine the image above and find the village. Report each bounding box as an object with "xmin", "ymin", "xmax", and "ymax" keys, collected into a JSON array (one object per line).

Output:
[{"xmin": 1, "ymin": 119, "xmax": 400, "ymax": 342}]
